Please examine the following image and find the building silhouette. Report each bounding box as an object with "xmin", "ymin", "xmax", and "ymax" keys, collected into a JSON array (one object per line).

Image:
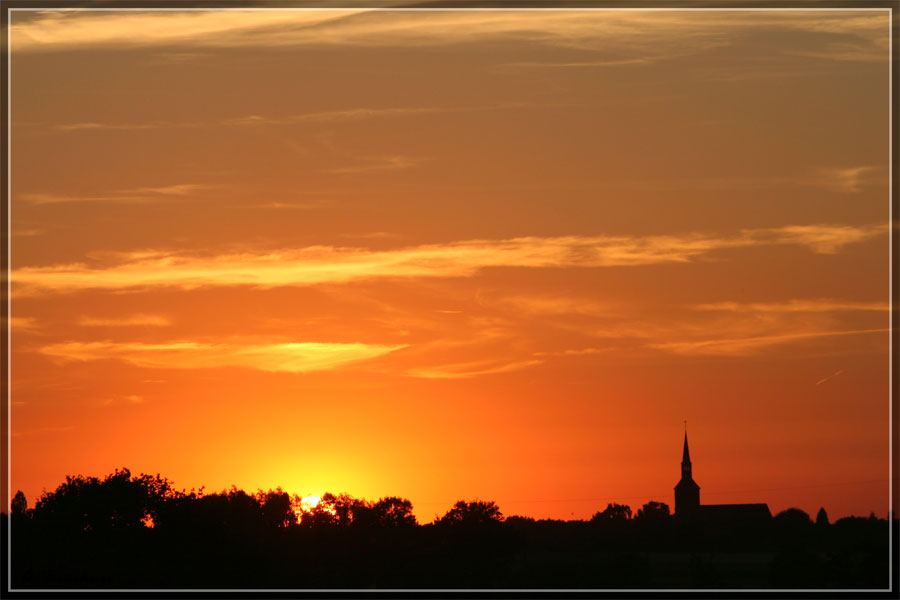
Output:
[{"xmin": 674, "ymin": 431, "xmax": 772, "ymax": 526}]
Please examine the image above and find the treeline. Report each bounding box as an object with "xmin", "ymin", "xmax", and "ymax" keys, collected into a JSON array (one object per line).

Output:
[{"xmin": 6, "ymin": 468, "xmax": 892, "ymax": 589}]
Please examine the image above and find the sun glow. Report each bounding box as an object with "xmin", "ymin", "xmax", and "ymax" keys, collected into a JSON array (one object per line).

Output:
[{"xmin": 300, "ymin": 495, "xmax": 322, "ymax": 511}]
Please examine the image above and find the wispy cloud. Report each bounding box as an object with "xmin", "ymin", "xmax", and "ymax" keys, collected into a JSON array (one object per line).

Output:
[
  {"xmin": 556, "ymin": 295, "xmax": 892, "ymax": 358},
  {"xmin": 55, "ymin": 121, "xmax": 168, "ymax": 132},
  {"xmin": 21, "ymin": 192, "xmax": 155, "ymax": 205},
  {"xmin": 12, "ymin": 223, "xmax": 886, "ymax": 296},
  {"xmin": 405, "ymin": 358, "xmax": 543, "ymax": 379},
  {"xmin": 815, "ymin": 369, "xmax": 844, "ymax": 386},
  {"xmin": 5, "ymin": 316, "xmax": 40, "ymax": 331},
  {"xmin": 11, "ymin": 425, "xmax": 75, "ymax": 438},
  {"xmin": 487, "ymin": 295, "xmax": 612, "ymax": 318},
  {"xmin": 53, "ymin": 104, "xmax": 525, "ymax": 133},
  {"xmin": 693, "ymin": 299, "xmax": 889, "ymax": 313},
  {"xmin": 11, "ymin": 10, "xmax": 355, "ymax": 52},
  {"xmin": 814, "ymin": 166, "xmax": 881, "ymax": 193},
  {"xmin": 647, "ymin": 328, "xmax": 889, "ymax": 357},
  {"xmin": 77, "ymin": 314, "xmax": 171, "ymax": 327},
  {"xmin": 225, "ymin": 106, "xmax": 450, "ymax": 126},
  {"xmin": 629, "ymin": 165, "xmax": 885, "ymax": 195},
  {"xmin": 99, "ymin": 394, "xmax": 146, "ymax": 407},
  {"xmin": 257, "ymin": 201, "xmax": 330, "ymax": 210},
  {"xmin": 763, "ymin": 223, "xmax": 884, "ymax": 254},
  {"xmin": 340, "ymin": 231, "xmax": 400, "ymax": 240},
  {"xmin": 10, "ymin": 10, "xmax": 886, "ymax": 66},
  {"xmin": 20, "ymin": 183, "xmax": 215, "ymax": 205},
  {"xmin": 38, "ymin": 340, "xmax": 408, "ymax": 373},
  {"xmin": 533, "ymin": 347, "xmax": 612, "ymax": 357},
  {"xmin": 10, "ymin": 228, "xmax": 45, "ymax": 237},
  {"xmin": 128, "ymin": 184, "xmax": 214, "ymax": 196},
  {"xmin": 498, "ymin": 58, "xmax": 652, "ymax": 69},
  {"xmin": 328, "ymin": 155, "xmax": 422, "ymax": 174}
]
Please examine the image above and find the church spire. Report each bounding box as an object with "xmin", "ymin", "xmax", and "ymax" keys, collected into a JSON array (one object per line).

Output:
[{"xmin": 675, "ymin": 428, "xmax": 700, "ymax": 516}]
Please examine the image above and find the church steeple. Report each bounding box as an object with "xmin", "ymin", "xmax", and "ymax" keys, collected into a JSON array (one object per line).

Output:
[
  {"xmin": 681, "ymin": 432, "xmax": 692, "ymax": 478},
  {"xmin": 674, "ymin": 428, "xmax": 700, "ymax": 517}
]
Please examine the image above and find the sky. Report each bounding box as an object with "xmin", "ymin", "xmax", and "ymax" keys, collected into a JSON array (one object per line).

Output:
[{"xmin": 7, "ymin": 7, "xmax": 894, "ymax": 522}]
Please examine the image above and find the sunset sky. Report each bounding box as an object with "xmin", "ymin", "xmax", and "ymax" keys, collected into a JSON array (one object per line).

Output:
[{"xmin": 7, "ymin": 8, "xmax": 894, "ymax": 522}]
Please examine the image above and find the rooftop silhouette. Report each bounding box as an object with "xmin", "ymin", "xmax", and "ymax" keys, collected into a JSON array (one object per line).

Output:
[{"xmin": 674, "ymin": 431, "xmax": 772, "ymax": 526}]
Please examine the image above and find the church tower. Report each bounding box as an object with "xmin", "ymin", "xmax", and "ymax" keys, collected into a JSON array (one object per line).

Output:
[{"xmin": 674, "ymin": 431, "xmax": 700, "ymax": 517}]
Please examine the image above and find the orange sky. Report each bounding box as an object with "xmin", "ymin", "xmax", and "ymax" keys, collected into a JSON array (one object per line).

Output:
[{"xmin": 7, "ymin": 8, "xmax": 895, "ymax": 522}]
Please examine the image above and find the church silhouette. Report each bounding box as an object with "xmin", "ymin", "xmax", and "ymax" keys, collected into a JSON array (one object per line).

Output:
[{"xmin": 674, "ymin": 432, "xmax": 772, "ymax": 526}]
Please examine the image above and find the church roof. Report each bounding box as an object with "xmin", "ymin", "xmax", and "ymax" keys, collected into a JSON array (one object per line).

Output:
[
  {"xmin": 682, "ymin": 432, "xmax": 691, "ymax": 464},
  {"xmin": 674, "ymin": 477, "xmax": 699, "ymax": 491}
]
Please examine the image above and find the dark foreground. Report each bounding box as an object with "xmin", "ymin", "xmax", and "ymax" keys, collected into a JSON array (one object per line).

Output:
[{"xmin": 6, "ymin": 469, "xmax": 893, "ymax": 589}]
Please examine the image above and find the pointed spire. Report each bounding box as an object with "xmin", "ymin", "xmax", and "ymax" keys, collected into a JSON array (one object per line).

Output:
[{"xmin": 682, "ymin": 431, "xmax": 691, "ymax": 465}]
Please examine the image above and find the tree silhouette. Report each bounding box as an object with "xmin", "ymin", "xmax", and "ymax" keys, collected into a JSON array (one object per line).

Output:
[
  {"xmin": 591, "ymin": 503, "xmax": 632, "ymax": 522},
  {"xmin": 816, "ymin": 507, "xmax": 829, "ymax": 527},
  {"xmin": 32, "ymin": 468, "xmax": 172, "ymax": 533},
  {"xmin": 775, "ymin": 507, "xmax": 812, "ymax": 524},
  {"xmin": 10, "ymin": 466, "xmax": 890, "ymax": 589},
  {"xmin": 436, "ymin": 500, "xmax": 503, "ymax": 527},
  {"xmin": 257, "ymin": 488, "xmax": 296, "ymax": 528},
  {"xmin": 299, "ymin": 496, "xmax": 339, "ymax": 527},
  {"xmin": 635, "ymin": 501, "xmax": 670, "ymax": 523},
  {"xmin": 373, "ymin": 496, "xmax": 417, "ymax": 528},
  {"xmin": 323, "ymin": 493, "xmax": 359, "ymax": 526},
  {"xmin": 11, "ymin": 490, "xmax": 27, "ymax": 516},
  {"xmin": 773, "ymin": 508, "xmax": 814, "ymax": 549}
]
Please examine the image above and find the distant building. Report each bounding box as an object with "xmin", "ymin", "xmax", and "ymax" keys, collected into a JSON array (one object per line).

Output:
[{"xmin": 674, "ymin": 432, "xmax": 772, "ymax": 525}]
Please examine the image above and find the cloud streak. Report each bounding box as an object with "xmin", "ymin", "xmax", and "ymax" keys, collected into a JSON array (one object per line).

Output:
[
  {"xmin": 498, "ymin": 58, "xmax": 652, "ymax": 69},
  {"xmin": 544, "ymin": 294, "xmax": 892, "ymax": 358},
  {"xmin": 693, "ymin": 299, "xmax": 889, "ymax": 313},
  {"xmin": 5, "ymin": 316, "xmax": 40, "ymax": 331},
  {"xmin": 52, "ymin": 104, "xmax": 526, "ymax": 133},
  {"xmin": 648, "ymin": 328, "xmax": 889, "ymax": 357},
  {"xmin": 10, "ymin": 9, "xmax": 887, "ymax": 66},
  {"xmin": 487, "ymin": 295, "xmax": 612, "ymax": 318},
  {"xmin": 629, "ymin": 165, "xmax": 885, "ymax": 194},
  {"xmin": 815, "ymin": 166, "xmax": 881, "ymax": 193},
  {"xmin": 77, "ymin": 314, "xmax": 172, "ymax": 327},
  {"xmin": 38, "ymin": 340, "xmax": 408, "ymax": 374},
  {"xmin": 815, "ymin": 369, "xmax": 844, "ymax": 386},
  {"xmin": 12, "ymin": 223, "xmax": 886, "ymax": 296},
  {"xmin": 20, "ymin": 183, "xmax": 215, "ymax": 205},
  {"xmin": 404, "ymin": 358, "xmax": 543, "ymax": 379},
  {"xmin": 328, "ymin": 155, "xmax": 422, "ymax": 174},
  {"xmin": 224, "ymin": 107, "xmax": 449, "ymax": 127},
  {"xmin": 10, "ymin": 426, "xmax": 75, "ymax": 439}
]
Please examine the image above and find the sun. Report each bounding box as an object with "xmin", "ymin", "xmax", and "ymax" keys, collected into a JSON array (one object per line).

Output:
[
  {"xmin": 293, "ymin": 494, "xmax": 338, "ymax": 522},
  {"xmin": 299, "ymin": 495, "xmax": 322, "ymax": 512}
]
